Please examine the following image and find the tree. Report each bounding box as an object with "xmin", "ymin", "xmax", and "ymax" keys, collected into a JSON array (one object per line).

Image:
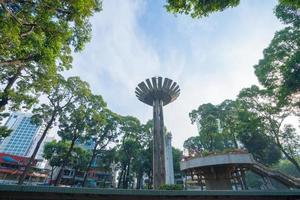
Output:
[
  {"xmin": 0, "ymin": 126, "xmax": 11, "ymax": 139},
  {"xmin": 132, "ymin": 147, "xmax": 150, "ymax": 189},
  {"xmin": 273, "ymin": 158, "xmax": 300, "ymax": 178},
  {"xmin": 165, "ymin": 0, "xmax": 300, "ymax": 19},
  {"xmin": 115, "ymin": 117, "xmax": 154, "ymax": 189},
  {"xmin": 0, "ymin": 0, "xmax": 101, "ymax": 111},
  {"xmin": 94, "ymin": 148, "xmax": 117, "ymax": 188},
  {"xmin": 116, "ymin": 116, "xmax": 143, "ymax": 189},
  {"xmin": 238, "ymin": 85, "xmax": 300, "ymax": 172},
  {"xmin": 278, "ymin": 0, "xmax": 300, "ymax": 8},
  {"xmin": 236, "ymin": 109, "xmax": 282, "ymax": 165},
  {"xmin": 183, "ymin": 136, "xmax": 202, "ymax": 156},
  {"xmin": 131, "ymin": 120, "xmax": 153, "ymax": 189},
  {"xmin": 218, "ymin": 100, "xmax": 239, "ymax": 148},
  {"xmin": 69, "ymin": 146, "xmax": 91, "ymax": 186},
  {"xmin": 0, "ymin": 112, "xmax": 12, "ymax": 139},
  {"xmin": 43, "ymin": 140, "xmax": 69, "ymax": 185},
  {"xmin": 172, "ymin": 147, "xmax": 182, "ymax": 175},
  {"xmin": 142, "ymin": 120, "xmax": 154, "ymax": 189},
  {"xmin": 280, "ymin": 124, "xmax": 300, "ymax": 163},
  {"xmin": 165, "ymin": 0, "xmax": 240, "ymax": 18},
  {"xmin": 189, "ymin": 103, "xmax": 234, "ymax": 152},
  {"xmin": 82, "ymin": 98, "xmax": 122, "ymax": 187},
  {"xmin": 117, "ymin": 138, "xmax": 140, "ymax": 189},
  {"xmin": 254, "ymin": 3, "xmax": 300, "ymax": 106},
  {"xmin": 188, "ymin": 98, "xmax": 282, "ymax": 165},
  {"xmin": 54, "ymin": 101, "xmax": 90, "ymax": 186},
  {"xmin": 18, "ymin": 75, "xmax": 91, "ymax": 185}
]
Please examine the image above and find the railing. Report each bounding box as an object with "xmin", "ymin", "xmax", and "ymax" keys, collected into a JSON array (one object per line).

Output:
[{"xmin": 251, "ymin": 162, "xmax": 300, "ymax": 188}]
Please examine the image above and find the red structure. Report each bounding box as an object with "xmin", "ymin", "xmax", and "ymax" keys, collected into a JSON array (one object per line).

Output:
[{"xmin": 0, "ymin": 153, "xmax": 47, "ymax": 184}]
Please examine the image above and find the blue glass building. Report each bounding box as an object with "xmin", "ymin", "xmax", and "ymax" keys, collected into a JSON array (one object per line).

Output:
[{"xmin": 0, "ymin": 112, "xmax": 42, "ymax": 157}]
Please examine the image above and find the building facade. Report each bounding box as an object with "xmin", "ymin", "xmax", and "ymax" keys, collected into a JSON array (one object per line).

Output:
[
  {"xmin": 0, "ymin": 152, "xmax": 48, "ymax": 184},
  {"xmin": 0, "ymin": 112, "xmax": 44, "ymax": 157}
]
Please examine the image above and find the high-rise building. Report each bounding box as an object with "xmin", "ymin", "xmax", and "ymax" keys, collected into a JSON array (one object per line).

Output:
[{"xmin": 0, "ymin": 112, "xmax": 44, "ymax": 157}]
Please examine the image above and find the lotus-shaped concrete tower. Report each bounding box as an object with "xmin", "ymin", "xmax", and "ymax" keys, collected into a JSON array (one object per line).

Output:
[{"xmin": 135, "ymin": 77, "xmax": 180, "ymax": 189}]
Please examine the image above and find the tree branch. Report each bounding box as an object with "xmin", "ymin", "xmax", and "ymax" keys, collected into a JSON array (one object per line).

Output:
[
  {"xmin": 0, "ymin": 3, "xmax": 22, "ymax": 25},
  {"xmin": 20, "ymin": 24, "xmax": 35, "ymax": 37},
  {"xmin": 1, "ymin": 2, "xmax": 36, "ymax": 27},
  {"xmin": 0, "ymin": 55, "xmax": 36, "ymax": 66}
]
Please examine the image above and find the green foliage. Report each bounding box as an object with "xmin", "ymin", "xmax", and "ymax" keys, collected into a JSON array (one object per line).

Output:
[
  {"xmin": 43, "ymin": 140, "xmax": 69, "ymax": 168},
  {"xmin": 33, "ymin": 75, "xmax": 91, "ymax": 128},
  {"xmin": 0, "ymin": 126, "xmax": 11, "ymax": 139},
  {"xmin": 18, "ymin": 75, "xmax": 93, "ymax": 185},
  {"xmin": 158, "ymin": 184, "xmax": 183, "ymax": 190},
  {"xmin": 189, "ymin": 103, "xmax": 225, "ymax": 152},
  {"xmin": 238, "ymin": 85, "xmax": 300, "ymax": 171},
  {"xmin": 237, "ymin": 122, "xmax": 282, "ymax": 166},
  {"xmin": 165, "ymin": 0, "xmax": 240, "ymax": 18},
  {"xmin": 165, "ymin": 0, "xmax": 299, "ymax": 19},
  {"xmin": 183, "ymin": 136, "xmax": 202, "ymax": 156},
  {"xmin": 188, "ymin": 97, "xmax": 282, "ymax": 166},
  {"xmin": 116, "ymin": 119, "xmax": 154, "ymax": 189},
  {"xmin": 120, "ymin": 116, "xmax": 143, "ymax": 140},
  {"xmin": 272, "ymin": 158, "xmax": 300, "ymax": 177},
  {"xmin": 280, "ymin": 124, "xmax": 300, "ymax": 158},
  {"xmin": 255, "ymin": 4, "xmax": 300, "ymax": 106},
  {"xmin": 69, "ymin": 146, "xmax": 91, "ymax": 172},
  {"xmin": 279, "ymin": 0, "xmax": 300, "ymax": 8},
  {"xmin": 172, "ymin": 147, "xmax": 182, "ymax": 174},
  {"xmin": 82, "ymin": 98, "xmax": 121, "ymax": 186},
  {"xmin": 58, "ymin": 104, "xmax": 90, "ymax": 142},
  {"xmin": 44, "ymin": 140, "xmax": 91, "ymax": 186},
  {"xmin": 0, "ymin": 0, "xmax": 101, "ymax": 111},
  {"xmin": 234, "ymin": 99, "xmax": 282, "ymax": 166},
  {"xmin": 84, "ymin": 95, "xmax": 117, "ymax": 152},
  {"xmin": 95, "ymin": 149, "xmax": 116, "ymax": 171},
  {"xmin": 117, "ymin": 138, "xmax": 141, "ymax": 189},
  {"xmin": 189, "ymin": 102, "xmax": 240, "ymax": 153},
  {"xmin": 218, "ymin": 100, "xmax": 239, "ymax": 148}
]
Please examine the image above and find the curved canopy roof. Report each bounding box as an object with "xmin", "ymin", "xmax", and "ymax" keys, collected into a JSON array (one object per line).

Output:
[{"xmin": 135, "ymin": 77, "xmax": 180, "ymax": 106}]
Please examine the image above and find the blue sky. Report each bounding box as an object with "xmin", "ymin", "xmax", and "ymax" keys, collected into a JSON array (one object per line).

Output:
[{"xmin": 67, "ymin": 0, "xmax": 283, "ymax": 148}]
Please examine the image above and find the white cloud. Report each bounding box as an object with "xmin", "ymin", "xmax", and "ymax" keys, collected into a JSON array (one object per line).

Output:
[{"xmin": 68, "ymin": 0, "xmax": 283, "ymax": 149}]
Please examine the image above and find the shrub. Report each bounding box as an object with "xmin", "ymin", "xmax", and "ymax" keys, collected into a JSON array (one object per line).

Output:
[{"xmin": 158, "ymin": 184, "xmax": 183, "ymax": 190}]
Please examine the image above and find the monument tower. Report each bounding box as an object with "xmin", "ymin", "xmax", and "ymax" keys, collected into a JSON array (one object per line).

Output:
[{"xmin": 135, "ymin": 77, "xmax": 180, "ymax": 189}]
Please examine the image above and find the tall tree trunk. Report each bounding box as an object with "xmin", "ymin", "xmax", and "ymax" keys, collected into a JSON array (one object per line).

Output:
[
  {"xmin": 136, "ymin": 171, "xmax": 143, "ymax": 189},
  {"xmin": 229, "ymin": 129, "xmax": 238, "ymax": 149},
  {"xmin": 18, "ymin": 110, "xmax": 56, "ymax": 185},
  {"xmin": 209, "ymin": 134, "xmax": 213, "ymax": 151},
  {"xmin": 117, "ymin": 167, "xmax": 124, "ymax": 188},
  {"xmin": 72, "ymin": 168, "xmax": 77, "ymax": 186},
  {"xmin": 147, "ymin": 171, "xmax": 152, "ymax": 189},
  {"xmin": 82, "ymin": 140, "xmax": 99, "ymax": 187},
  {"xmin": 54, "ymin": 137, "xmax": 77, "ymax": 186},
  {"xmin": 122, "ymin": 164, "xmax": 128, "ymax": 188},
  {"xmin": 0, "ymin": 65, "xmax": 24, "ymax": 111},
  {"xmin": 124, "ymin": 161, "xmax": 130, "ymax": 189},
  {"xmin": 233, "ymin": 134, "xmax": 238, "ymax": 149},
  {"xmin": 50, "ymin": 166, "xmax": 55, "ymax": 185}
]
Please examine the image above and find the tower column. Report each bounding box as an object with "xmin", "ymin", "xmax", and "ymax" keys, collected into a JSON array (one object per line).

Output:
[
  {"xmin": 135, "ymin": 77, "xmax": 180, "ymax": 190},
  {"xmin": 153, "ymin": 99, "xmax": 166, "ymax": 189}
]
